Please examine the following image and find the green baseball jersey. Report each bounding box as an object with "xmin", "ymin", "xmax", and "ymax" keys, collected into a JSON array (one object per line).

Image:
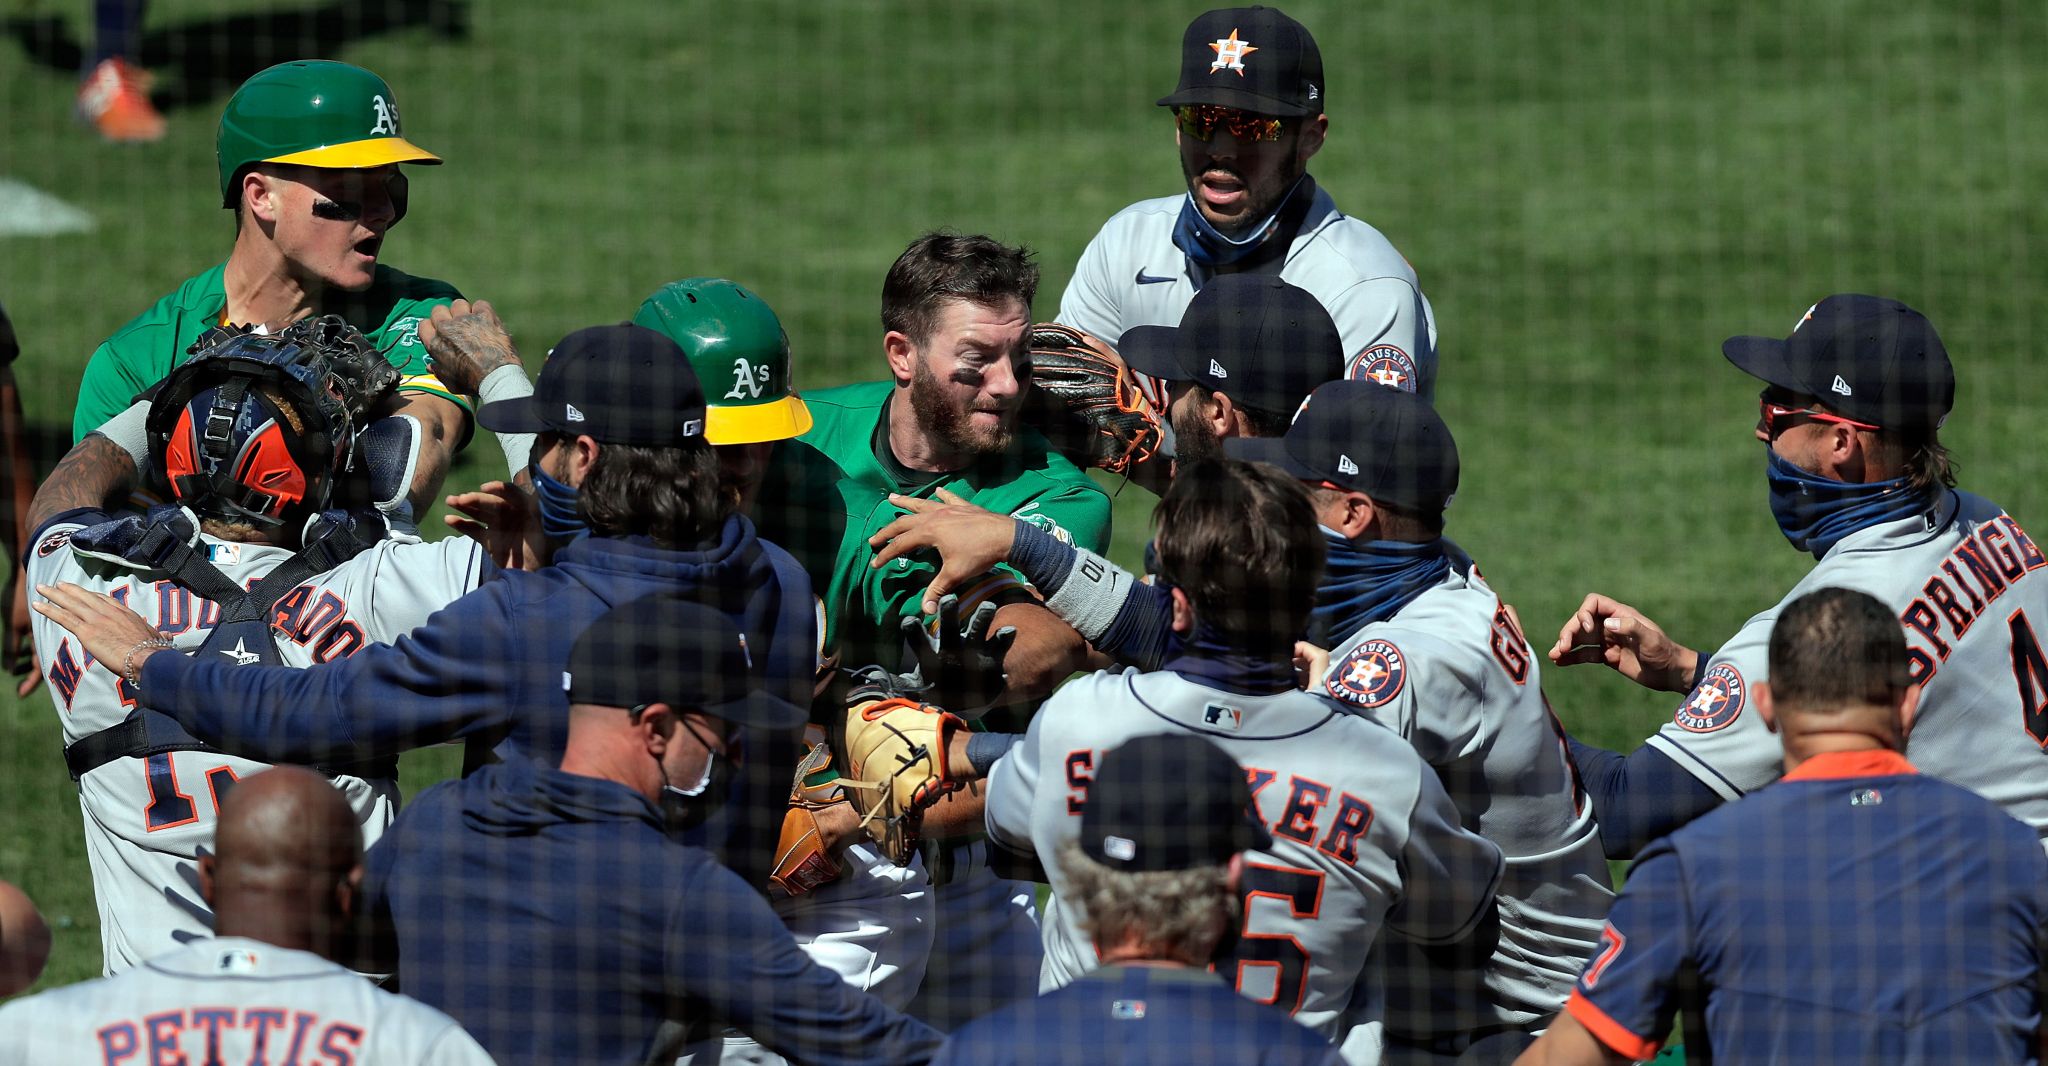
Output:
[
  {"xmin": 759, "ymin": 379, "xmax": 1111, "ymax": 672},
  {"xmin": 73, "ymin": 261, "xmax": 470, "ymax": 441}
]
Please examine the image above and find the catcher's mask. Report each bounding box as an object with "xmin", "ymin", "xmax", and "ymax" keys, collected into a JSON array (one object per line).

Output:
[{"xmin": 146, "ymin": 330, "xmax": 358, "ymax": 529}]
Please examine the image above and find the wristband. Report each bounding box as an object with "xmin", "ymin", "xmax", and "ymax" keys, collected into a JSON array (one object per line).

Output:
[
  {"xmin": 476, "ymin": 364, "xmax": 537, "ymax": 476},
  {"xmin": 1041, "ymin": 546, "xmax": 1135, "ymax": 644}
]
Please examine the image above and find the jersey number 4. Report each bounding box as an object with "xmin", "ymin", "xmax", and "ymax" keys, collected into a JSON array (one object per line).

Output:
[
  {"xmin": 1222, "ymin": 862, "xmax": 1324, "ymax": 1015},
  {"xmin": 2010, "ymin": 610, "xmax": 2048, "ymax": 746},
  {"xmin": 143, "ymin": 753, "xmax": 240, "ymax": 832}
]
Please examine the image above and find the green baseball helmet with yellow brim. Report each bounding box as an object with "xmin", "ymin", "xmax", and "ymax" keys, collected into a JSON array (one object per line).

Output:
[
  {"xmin": 217, "ymin": 60, "xmax": 441, "ymax": 208},
  {"xmin": 632, "ymin": 279, "xmax": 814, "ymax": 445}
]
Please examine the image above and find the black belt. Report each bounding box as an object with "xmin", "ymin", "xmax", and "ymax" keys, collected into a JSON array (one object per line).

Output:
[{"xmin": 64, "ymin": 712, "xmax": 398, "ymax": 783}]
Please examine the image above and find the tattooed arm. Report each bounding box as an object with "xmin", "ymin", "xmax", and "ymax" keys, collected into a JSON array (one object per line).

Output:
[
  {"xmin": 27, "ymin": 432, "xmax": 134, "ymax": 535},
  {"xmin": 418, "ymin": 299, "xmax": 533, "ymax": 477}
]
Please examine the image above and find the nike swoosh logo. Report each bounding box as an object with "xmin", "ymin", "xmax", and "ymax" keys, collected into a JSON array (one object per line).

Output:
[{"xmin": 1134, "ymin": 269, "xmax": 1175, "ymax": 285}]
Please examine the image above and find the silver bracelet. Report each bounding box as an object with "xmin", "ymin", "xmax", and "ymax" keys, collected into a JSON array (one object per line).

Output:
[{"xmin": 122, "ymin": 638, "xmax": 174, "ymax": 689}]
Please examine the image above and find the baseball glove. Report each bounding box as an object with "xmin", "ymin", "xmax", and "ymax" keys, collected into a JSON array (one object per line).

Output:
[
  {"xmin": 835, "ymin": 673, "xmax": 966, "ymax": 864},
  {"xmin": 1023, "ymin": 323, "xmax": 1163, "ymax": 475},
  {"xmin": 277, "ymin": 314, "xmax": 400, "ymax": 423},
  {"xmin": 770, "ymin": 742, "xmax": 852, "ymax": 897}
]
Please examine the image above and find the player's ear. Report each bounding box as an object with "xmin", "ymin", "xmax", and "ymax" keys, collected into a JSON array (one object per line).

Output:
[
  {"xmin": 1344, "ymin": 492, "xmax": 1377, "ymax": 541},
  {"xmin": 336, "ymin": 863, "xmax": 363, "ymax": 921},
  {"xmin": 883, "ymin": 330, "xmax": 920, "ymax": 387},
  {"xmin": 1169, "ymin": 585, "xmax": 1195, "ymax": 635},
  {"xmin": 635, "ymin": 702, "xmax": 677, "ymax": 755},
  {"xmin": 244, "ymin": 170, "xmax": 282, "ymax": 227},
  {"xmin": 1896, "ymin": 682, "xmax": 1922, "ymax": 738},
  {"xmin": 1207, "ymin": 390, "xmax": 1240, "ymax": 440},
  {"xmin": 565, "ymin": 434, "xmax": 602, "ymax": 484},
  {"xmin": 1297, "ymin": 113, "xmax": 1329, "ymax": 163},
  {"xmin": 1755, "ymin": 681, "xmax": 1778, "ymax": 734},
  {"xmin": 198, "ymin": 851, "xmax": 218, "ymax": 909}
]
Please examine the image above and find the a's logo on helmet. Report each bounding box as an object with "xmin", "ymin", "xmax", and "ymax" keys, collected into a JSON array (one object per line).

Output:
[
  {"xmin": 1209, "ymin": 29, "xmax": 1258, "ymax": 75},
  {"xmin": 1351, "ymin": 345, "xmax": 1417, "ymax": 393},
  {"xmin": 724, "ymin": 358, "xmax": 772, "ymax": 401},
  {"xmin": 1674, "ymin": 663, "xmax": 1746, "ymax": 733},
  {"xmin": 370, "ymin": 95, "xmax": 399, "ymax": 136},
  {"xmin": 1329, "ymin": 639, "xmax": 1406, "ymax": 708}
]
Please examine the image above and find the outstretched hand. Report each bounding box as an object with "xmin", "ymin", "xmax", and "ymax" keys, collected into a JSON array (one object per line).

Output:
[
  {"xmin": 445, "ymin": 480, "xmax": 547, "ymax": 572},
  {"xmin": 898, "ymin": 593, "xmax": 1017, "ymax": 715},
  {"xmin": 31, "ymin": 582, "xmax": 170, "ymax": 682},
  {"xmin": 868, "ymin": 489, "xmax": 1019, "ymax": 614},
  {"xmin": 1548, "ymin": 592, "xmax": 1700, "ymax": 693}
]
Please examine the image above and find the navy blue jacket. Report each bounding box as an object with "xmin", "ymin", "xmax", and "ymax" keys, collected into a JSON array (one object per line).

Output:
[
  {"xmin": 931, "ymin": 966, "xmax": 1345, "ymax": 1066},
  {"xmin": 138, "ymin": 516, "xmax": 813, "ymax": 763},
  {"xmin": 361, "ymin": 759, "xmax": 942, "ymax": 1066},
  {"xmin": 137, "ymin": 516, "xmax": 815, "ymax": 884}
]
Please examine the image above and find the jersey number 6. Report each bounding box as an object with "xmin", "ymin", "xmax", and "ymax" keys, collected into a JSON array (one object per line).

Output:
[{"xmin": 1222, "ymin": 861, "xmax": 1324, "ymax": 1016}]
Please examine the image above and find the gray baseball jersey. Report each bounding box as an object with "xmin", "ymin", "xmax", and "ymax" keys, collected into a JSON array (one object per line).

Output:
[
  {"xmin": 0, "ymin": 936, "xmax": 494, "ymax": 1064},
  {"xmin": 27, "ymin": 514, "xmax": 486, "ymax": 974},
  {"xmin": 1647, "ymin": 490, "xmax": 2048, "ymax": 835},
  {"xmin": 1320, "ymin": 565, "xmax": 1612, "ymax": 1037},
  {"xmin": 985, "ymin": 668, "xmax": 1503, "ymax": 1063},
  {"xmin": 1056, "ymin": 189, "xmax": 1440, "ymax": 399}
]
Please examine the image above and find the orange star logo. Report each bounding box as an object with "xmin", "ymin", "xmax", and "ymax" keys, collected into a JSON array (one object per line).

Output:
[{"xmin": 1210, "ymin": 29, "xmax": 1258, "ymax": 75}]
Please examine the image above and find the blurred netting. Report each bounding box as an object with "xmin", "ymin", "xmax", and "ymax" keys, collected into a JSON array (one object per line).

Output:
[{"xmin": 2, "ymin": 0, "xmax": 2046, "ymax": 1059}]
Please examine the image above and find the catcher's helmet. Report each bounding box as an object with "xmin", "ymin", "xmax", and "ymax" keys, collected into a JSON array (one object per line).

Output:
[
  {"xmin": 146, "ymin": 330, "xmax": 360, "ymax": 529},
  {"xmin": 632, "ymin": 278, "xmax": 813, "ymax": 445},
  {"xmin": 217, "ymin": 60, "xmax": 441, "ymax": 209}
]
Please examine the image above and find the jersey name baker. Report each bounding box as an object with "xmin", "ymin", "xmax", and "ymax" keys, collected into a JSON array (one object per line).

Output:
[
  {"xmin": 1065, "ymin": 750, "xmax": 1375, "ymax": 867},
  {"xmin": 1902, "ymin": 513, "xmax": 2048, "ymax": 684},
  {"xmin": 45, "ymin": 578, "xmax": 369, "ymax": 711},
  {"xmin": 97, "ymin": 1006, "xmax": 366, "ymax": 1065}
]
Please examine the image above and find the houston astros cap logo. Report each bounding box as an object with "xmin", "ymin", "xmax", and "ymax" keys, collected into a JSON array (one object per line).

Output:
[
  {"xmin": 1674, "ymin": 662, "xmax": 1745, "ymax": 733},
  {"xmin": 1330, "ymin": 639, "xmax": 1406, "ymax": 708},
  {"xmin": 1209, "ymin": 29, "xmax": 1257, "ymax": 74}
]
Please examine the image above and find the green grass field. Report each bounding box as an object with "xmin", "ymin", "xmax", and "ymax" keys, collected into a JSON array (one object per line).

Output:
[{"xmin": 4, "ymin": 0, "xmax": 2046, "ymax": 992}]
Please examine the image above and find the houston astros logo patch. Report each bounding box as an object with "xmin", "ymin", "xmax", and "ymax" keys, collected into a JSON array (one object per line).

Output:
[
  {"xmin": 1209, "ymin": 29, "xmax": 1257, "ymax": 74},
  {"xmin": 1674, "ymin": 663, "xmax": 1745, "ymax": 733},
  {"xmin": 1351, "ymin": 345, "xmax": 1417, "ymax": 393},
  {"xmin": 1330, "ymin": 639, "xmax": 1406, "ymax": 708}
]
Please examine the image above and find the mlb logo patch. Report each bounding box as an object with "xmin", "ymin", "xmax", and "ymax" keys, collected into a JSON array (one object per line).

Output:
[
  {"xmin": 216, "ymin": 949, "xmax": 261, "ymax": 973},
  {"xmin": 1674, "ymin": 662, "xmax": 1745, "ymax": 733},
  {"xmin": 1203, "ymin": 703, "xmax": 1243, "ymax": 731},
  {"xmin": 1329, "ymin": 639, "xmax": 1406, "ymax": 708}
]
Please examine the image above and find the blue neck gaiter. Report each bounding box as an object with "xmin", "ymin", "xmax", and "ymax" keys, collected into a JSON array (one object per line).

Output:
[
  {"xmin": 1171, "ymin": 175, "xmax": 1308, "ymax": 268},
  {"xmin": 1311, "ymin": 530, "xmax": 1454, "ymax": 643},
  {"xmin": 1163, "ymin": 616, "xmax": 1301, "ymax": 697},
  {"xmin": 1766, "ymin": 450, "xmax": 1930, "ymax": 559},
  {"xmin": 529, "ymin": 462, "xmax": 589, "ymax": 544}
]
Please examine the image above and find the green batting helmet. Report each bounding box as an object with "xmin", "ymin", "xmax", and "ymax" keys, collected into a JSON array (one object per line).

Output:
[
  {"xmin": 217, "ymin": 60, "xmax": 441, "ymax": 208},
  {"xmin": 632, "ymin": 279, "xmax": 813, "ymax": 445}
]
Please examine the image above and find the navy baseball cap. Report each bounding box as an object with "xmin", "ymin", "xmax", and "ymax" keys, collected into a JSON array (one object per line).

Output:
[
  {"xmin": 477, "ymin": 324, "xmax": 708, "ymax": 447},
  {"xmin": 1158, "ymin": 6, "xmax": 1324, "ymax": 118},
  {"xmin": 1119, "ymin": 275, "xmax": 1345, "ymax": 420},
  {"xmin": 1227, "ymin": 379, "xmax": 1459, "ymax": 511},
  {"xmin": 1722, "ymin": 294, "xmax": 1954, "ymax": 431},
  {"xmin": 1081, "ymin": 734, "xmax": 1271, "ymax": 873},
  {"xmin": 564, "ymin": 594, "xmax": 804, "ymax": 729}
]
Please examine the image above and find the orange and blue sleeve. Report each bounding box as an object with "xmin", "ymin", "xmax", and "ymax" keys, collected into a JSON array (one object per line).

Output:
[{"xmin": 1567, "ymin": 839, "xmax": 1694, "ymax": 1061}]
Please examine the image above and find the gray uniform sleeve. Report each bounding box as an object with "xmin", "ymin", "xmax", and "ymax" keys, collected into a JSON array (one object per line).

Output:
[
  {"xmin": 1384, "ymin": 766, "xmax": 1504, "ymax": 945},
  {"xmin": 985, "ymin": 689, "xmax": 1060, "ymax": 852},
  {"xmin": 357, "ymin": 537, "xmax": 490, "ymax": 642},
  {"xmin": 1054, "ymin": 226, "xmax": 1125, "ymax": 344},
  {"xmin": 1327, "ymin": 277, "xmax": 1438, "ymax": 401},
  {"xmin": 1644, "ymin": 607, "xmax": 1782, "ymax": 800}
]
